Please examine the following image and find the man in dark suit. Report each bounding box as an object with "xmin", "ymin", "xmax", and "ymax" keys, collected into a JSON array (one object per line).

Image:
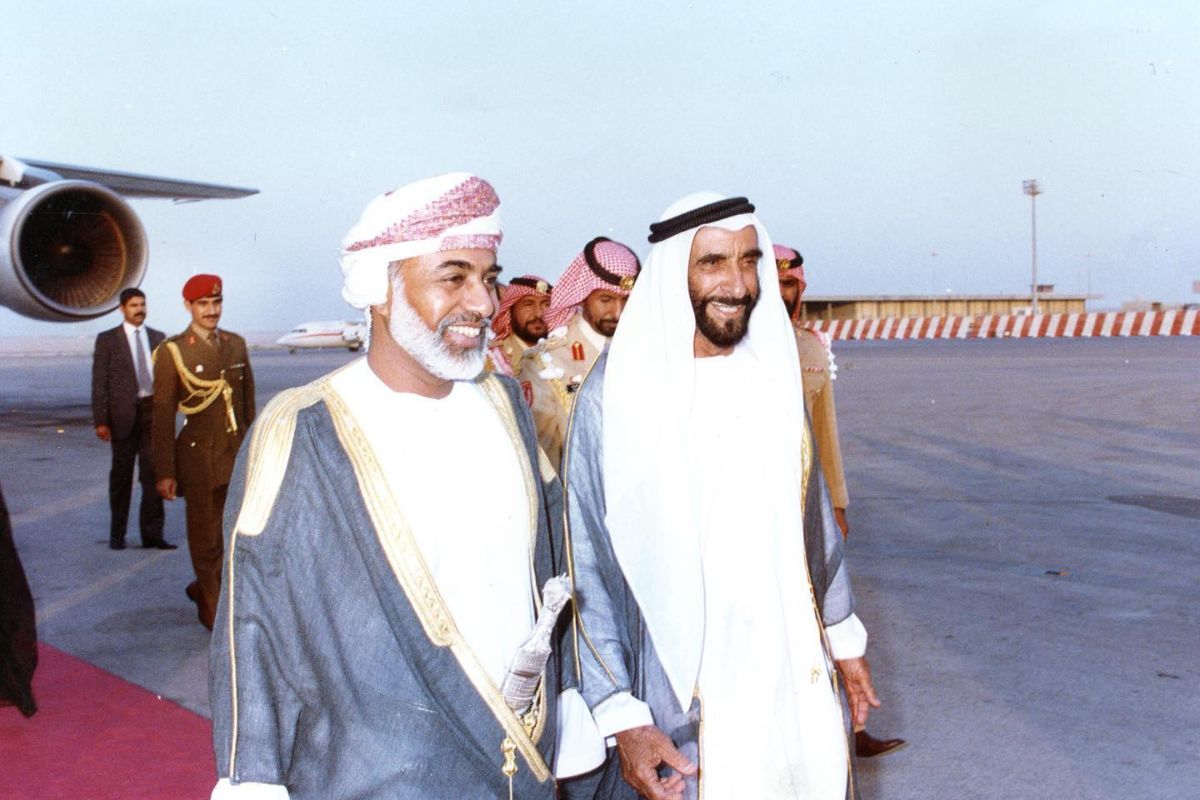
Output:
[{"xmin": 91, "ymin": 288, "xmax": 175, "ymax": 551}]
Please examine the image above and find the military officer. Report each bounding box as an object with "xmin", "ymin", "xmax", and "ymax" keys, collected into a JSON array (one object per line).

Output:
[
  {"xmin": 152, "ymin": 274, "xmax": 255, "ymax": 630},
  {"xmin": 516, "ymin": 237, "xmax": 639, "ymax": 468},
  {"xmin": 776, "ymin": 243, "xmax": 906, "ymax": 759},
  {"xmin": 776, "ymin": 245, "xmax": 849, "ymax": 531},
  {"xmin": 486, "ymin": 274, "xmax": 552, "ymax": 376}
]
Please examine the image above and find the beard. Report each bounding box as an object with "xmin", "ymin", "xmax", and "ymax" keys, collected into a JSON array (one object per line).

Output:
[
  {"xmin": 691, "ymin": 290, "xmax": 758, "ymax": 349},
  {"xmin": 388, "ymin": 275, "xmax": 488, "ymax": 381},
  {"xmin": 782, "ymin": 294, "xmax": 799, "ymax": 318},
  {"xmin": 512, "ymin": 315, "xmax": 548, "ymax": 345},
  {"xmin": 586, "ymin": 316, "xmax": 619, "ymax": 338}
]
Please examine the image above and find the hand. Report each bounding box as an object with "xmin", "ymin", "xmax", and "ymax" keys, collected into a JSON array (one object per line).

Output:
[
  {"xmin": 834, "ymin": 507, "xmax": 849, "ymax": 538},
  {"xmin": 94, "ymin": 425, "xmax": 111, "ymax": 442},
  {"xmin": 614, "ymin": 725, "xmax": 697, "ymax": 800},
  {"xmin": 835, "ymin": 656, "xmax": 881, "ymax": 728},
  {"xmin": 156, "ymin": 478, "xmax": 177, "ymax": 501}
]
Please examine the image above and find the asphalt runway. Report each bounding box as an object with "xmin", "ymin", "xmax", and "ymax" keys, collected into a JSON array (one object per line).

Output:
[{"xmin": 2, "ymin": 338, "xmax": 1197, "ymax": 799}]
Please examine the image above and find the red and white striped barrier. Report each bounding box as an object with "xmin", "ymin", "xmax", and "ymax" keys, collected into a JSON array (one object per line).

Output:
[{"xmin": 807, "ymin": 310, "xmax": 1199, "ymax": 341}]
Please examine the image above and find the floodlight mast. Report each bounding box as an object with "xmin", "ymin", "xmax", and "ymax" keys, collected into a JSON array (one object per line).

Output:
[{"xmin": 1023, "ymin": 179, "xmax": 1043, "ymax": 314}]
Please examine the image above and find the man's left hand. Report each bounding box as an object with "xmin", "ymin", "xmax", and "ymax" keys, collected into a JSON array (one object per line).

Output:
[
  {"xmin": 835, "ymin": 656, "xmax": 880, "ymax": 728},
  {"xmin": 834, "ymin": 507, "xmax": 849, "ymax": 538}
]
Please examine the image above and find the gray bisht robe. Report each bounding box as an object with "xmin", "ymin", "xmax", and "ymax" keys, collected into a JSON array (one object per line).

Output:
[
  {"xmin": 559, "ymin": 353, "xmax": 861, "ymax": 800},
  {"xmin": 210, "ymin": 372, "xmax": 563, "ymax": 799}
]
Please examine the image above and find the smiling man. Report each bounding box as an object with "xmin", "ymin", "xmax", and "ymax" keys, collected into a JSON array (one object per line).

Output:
[
  {"xmin": 152, "ymin": 275, "xmax": 254, "ymax": 630},
  {"xmin": 209, "ymin": 174, "xmax": 569, "ymax": 800},
  {"xmin": 561, "ymin": 194, "xmax": 879, "ymax": 800}
]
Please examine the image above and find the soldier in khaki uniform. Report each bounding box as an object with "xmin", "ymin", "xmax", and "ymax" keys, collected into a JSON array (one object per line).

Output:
[
  {"xmin": 152, "ymin": 274, "xmax": 255, "ymax": 630},
  {"xmin": 485, "ymin": 274, "xmax": 552, "ymax": 377},
  {"xmin": 516, "ymin": 237, "xmax": 639, "ymax": 468},
  {"xmin": 776, "ymin": 243, "xmax": 906, "ymax": 759},
  {"xmin": 776, "ymin": 246, "xmax": 849, "ymax": 533}
]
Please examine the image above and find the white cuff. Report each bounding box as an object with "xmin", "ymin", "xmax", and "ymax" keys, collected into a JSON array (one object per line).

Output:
[
  {"xmin": 825, "ymin": 613, "xmax": 868, "ymax": 660},
  {"xmin": 211, "ymin": 778, "xmax": 289, "ymax": 800},
  {"xmin": 591, "ymin": 690, "xmax": 655, "ymax": 743},
  {"xmin": 554, "ymin": 688, "xmax": 607, "ymax": 779}
]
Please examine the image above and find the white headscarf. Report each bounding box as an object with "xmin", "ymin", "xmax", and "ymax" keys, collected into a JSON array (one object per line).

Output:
[
  {"xmin": 339, "ymin": 172, "xmax": 503, "ymax": 310},
  {"xmin": 601, "ymin": 192, "xmax": 806, "ymax": 711}
]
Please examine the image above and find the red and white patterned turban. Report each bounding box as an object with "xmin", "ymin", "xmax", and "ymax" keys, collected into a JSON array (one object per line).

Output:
[
  {"xmin": 491, "ymin": 274, "xmax": 552, "ymax": 339},
  {"xmin": 339, "ymin": 172, "xmax": 503, "ymax": 309},
  {"xmin": 773, "ymin": 244, "xmax": 806, "ymax": 285},
  {"xmin": 545, "ymin": 237, "xmax": 641, "ymax": 330}
]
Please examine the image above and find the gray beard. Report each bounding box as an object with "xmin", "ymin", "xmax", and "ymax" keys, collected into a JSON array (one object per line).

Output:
[{"xmin": 388, "ymin": 276, "xmax": 487, "ymax": 381}]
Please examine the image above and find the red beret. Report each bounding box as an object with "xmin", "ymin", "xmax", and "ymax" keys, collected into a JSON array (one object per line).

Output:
[{"xmin": 182, "ymin": 274, "xmax": 222, "ymax": 302}]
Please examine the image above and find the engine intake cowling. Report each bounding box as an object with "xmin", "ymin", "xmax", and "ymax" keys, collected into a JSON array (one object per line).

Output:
[{"xmin": 0, "ymin": 180, "xmax": 147, "ymax": 321}]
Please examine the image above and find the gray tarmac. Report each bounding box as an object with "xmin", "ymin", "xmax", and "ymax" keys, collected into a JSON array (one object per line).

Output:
[{"xmin": 2, "ymin": 338, "xmax": 1197, "ymax": 799}]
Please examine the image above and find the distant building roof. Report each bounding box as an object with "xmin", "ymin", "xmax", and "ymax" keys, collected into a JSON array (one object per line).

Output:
[{"xmin": 803, "ymin": 293, "xmax": 1090, "ymax": 302}]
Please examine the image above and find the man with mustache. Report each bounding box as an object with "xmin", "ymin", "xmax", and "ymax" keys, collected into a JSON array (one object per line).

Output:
[
  {"xmin": 209, "ymin": 173, "xmax": 575, "ymax": 799},
  {"xmin": 487, "ymin": 274, "xmax": 553, "ymax": 376},
  {"xmin": 516, "ymin": 238, "xmax": 640, "ymax": 468},
  {"xmin": 561, "ymin": 194, "xmax": 879, "ymax": 800},
  {"xmin": 91, "ymin": 288, "xmax": 173, "ymax": 550},
  {"xmin": 152, "ymin": 275, "xmax": 255, "ymax": 630}
]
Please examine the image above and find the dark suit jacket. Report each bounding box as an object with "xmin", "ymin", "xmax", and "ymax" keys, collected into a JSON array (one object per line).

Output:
[{"xmin": 92, "ymin": 324, "xmax": 165, "ymax": 440}]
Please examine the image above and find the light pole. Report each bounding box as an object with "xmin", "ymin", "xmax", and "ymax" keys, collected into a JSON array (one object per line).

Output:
[{"xmin": 1022, "ymin": 179, "xmax": 1042, "ymax": 314}]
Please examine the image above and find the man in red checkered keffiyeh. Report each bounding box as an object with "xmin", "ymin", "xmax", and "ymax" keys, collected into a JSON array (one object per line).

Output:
[
  {"xmin": 544, "ymin": 237, "xmax": 640, "ymax": 335},
  {"xmin": 515, "ymin": 237, "xmax": 640, "ymax": 468},
  {"xmin": 487, "ymin": 275, "xmax": 552, "ymax": 376},
  {"xmin": 773, "ymin": 243, "xmax": 807, "ymax": 321}
]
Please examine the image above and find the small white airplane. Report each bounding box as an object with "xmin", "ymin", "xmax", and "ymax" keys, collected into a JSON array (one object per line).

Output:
[{"xmin": 277, "ymin": 320, "xmax": 366, "ymax": 353}]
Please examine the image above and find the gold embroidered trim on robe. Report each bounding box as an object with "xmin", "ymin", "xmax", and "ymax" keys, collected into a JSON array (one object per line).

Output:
[
  {"xmin": 226, "ymin": 368, "xmax": 551, "ymax": 782},
  {"xmin": 325, "ymin": 376, "xmax": 551, "ymax": 780}
]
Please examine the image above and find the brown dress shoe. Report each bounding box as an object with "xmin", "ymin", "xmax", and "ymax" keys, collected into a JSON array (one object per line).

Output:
[
  {"xmin": 855, "ymin": 730, "xmax": 907, "ymax": 758},
  {"xmin": 184, "ymin": 582, "xmax": 214, "ymax": 631}
]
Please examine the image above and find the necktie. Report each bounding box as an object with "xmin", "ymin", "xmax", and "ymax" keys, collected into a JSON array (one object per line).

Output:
[{"xmin": 134, "ymin": 328, "xmax": 153, "ymax": 394}]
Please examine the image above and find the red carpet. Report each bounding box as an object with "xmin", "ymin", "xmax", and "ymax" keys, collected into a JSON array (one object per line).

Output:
[{"xmin": 0, "ymin": 643, "xmax": 215, "ymax": 799}]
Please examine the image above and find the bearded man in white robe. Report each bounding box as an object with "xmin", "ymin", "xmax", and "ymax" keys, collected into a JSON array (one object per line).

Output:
[
  {"xmin": 209, "ymin": 173, "xmax": 570, "ymax": 800},
  {"xmin": 560, "ymin": 193, "xmax": 881, "ymax": 800}
]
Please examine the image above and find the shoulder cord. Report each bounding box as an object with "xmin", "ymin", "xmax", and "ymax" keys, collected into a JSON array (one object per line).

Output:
[{"xmin": 161, "ymin": 341, "xmax": 238, "ymax": 433}]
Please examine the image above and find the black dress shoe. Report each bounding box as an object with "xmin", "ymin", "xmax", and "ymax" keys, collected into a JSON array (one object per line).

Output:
[
  {"xmin": 142, "ymin": 540, "xmax": 178, "ymax": 550},
  {"xmin": 109, "ymin": 540, "xmax": 126, "ymax": 550},
  {"xmin": 855, "ymin": 730, "xmax": 907, "ymax": 758}
]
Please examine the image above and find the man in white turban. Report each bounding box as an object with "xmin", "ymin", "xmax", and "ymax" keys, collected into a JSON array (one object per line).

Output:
[
  {"xmin": 561, "ymin": 193, "xmax": 880, "ymax": 800},
  {"xmin": 209, "ymin": 173, "xmax": 569, "ymax": 799}
]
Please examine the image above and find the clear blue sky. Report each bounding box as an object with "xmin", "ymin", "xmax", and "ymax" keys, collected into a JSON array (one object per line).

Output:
[{"xmin": 2, "ymin": 0, "xmax": 1197, "ymax": 336}]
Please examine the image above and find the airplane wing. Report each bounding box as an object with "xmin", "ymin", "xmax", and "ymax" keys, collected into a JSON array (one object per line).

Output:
[{"xmin": 14, "ymin": 157, "xmax": 258, "ymax": 201}]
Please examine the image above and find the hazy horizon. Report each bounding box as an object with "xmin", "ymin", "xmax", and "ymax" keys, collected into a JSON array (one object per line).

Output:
[{"xmin": 2, "ymin": 1, "xmax": 1196, "ymax": 338}]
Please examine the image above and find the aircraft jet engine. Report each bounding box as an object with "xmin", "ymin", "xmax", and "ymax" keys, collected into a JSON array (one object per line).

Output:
[{"xmin": 0, "ymin": 155, "xmax": 256, "ymax": 322}]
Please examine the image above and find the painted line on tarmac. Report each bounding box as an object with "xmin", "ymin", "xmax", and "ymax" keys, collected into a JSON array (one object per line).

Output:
[
  {"xmin": 9, "ymin": 484, "xmax": 108, "ymax": 526},
  {"xmin": 35, "ymin": 550, "xmax": 173, "ymax": 626}
]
